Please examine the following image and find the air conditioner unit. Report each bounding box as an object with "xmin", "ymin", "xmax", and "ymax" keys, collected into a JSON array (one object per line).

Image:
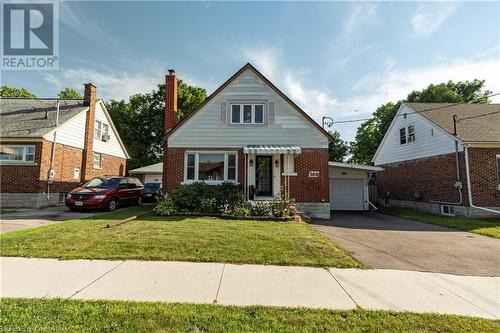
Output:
[{"xmin": 102, "ymin": 134, "xmax": 111, "ymax": 142}]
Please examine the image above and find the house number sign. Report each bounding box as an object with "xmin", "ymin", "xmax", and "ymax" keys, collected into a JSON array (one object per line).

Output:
[{"xmin": 308, "ymin": 171, "xmax": 319, "ymax": 177}]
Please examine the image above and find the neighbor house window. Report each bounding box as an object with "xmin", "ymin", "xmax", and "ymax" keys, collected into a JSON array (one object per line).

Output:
[
  {"xmin": 0, "ymin": 145, "xmax": 35, "ymax": 163},
  {"xmin": 399, "ymin": 125, "xmax": 415, "ymax": 145},
  {"xmin": 230, "ymin": 103, "xmax": 265, "ymax": 124},
  {"xmin": 496, "ymin": 155, "xmax": 500, "ymax": 190},
  {"xmin": 93, "ymin": 153, "xmax": 102, "ymax": 168},
  {"xmin": 441, "ymin": 205, "xmax": 456, "ymax": 217},
  {"xmin": 184, "ymin": 152, "xmax": 238, "ymax": 183},
  {"xmin": 94, "ymin": 121, "xmax": 102, "ymax": 139}
]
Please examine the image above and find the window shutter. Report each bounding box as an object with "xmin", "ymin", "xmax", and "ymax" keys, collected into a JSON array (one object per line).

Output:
[
  {"xmin": 268, "ymin": 102, "xmax": 274, "ymax": 125},
  {"xmin": 220, "ymin": 102, "xmax": 227, "ymax": 126}
]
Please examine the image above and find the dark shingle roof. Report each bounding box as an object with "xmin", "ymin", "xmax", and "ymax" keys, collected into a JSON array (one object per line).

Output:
[
  {"xmin": 405, "ymin": 102, "xmax": 500, "ymax": 143},
  {"xmin": 0, "ymin": 99, "xmax": 87, "ymax": 137}
]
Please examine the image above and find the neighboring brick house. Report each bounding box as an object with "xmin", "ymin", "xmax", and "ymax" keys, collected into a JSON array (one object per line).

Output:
[
  {"xmin": 373, "ymin": 102, "xmax": 500, "ymax": 217},
  {"xmin": 0, "ymin": 84, "xmax": 129, "ymax": 208},
  {"xmin": 163, "ymin": 63, "xmax": 332, "ymax": 219}
]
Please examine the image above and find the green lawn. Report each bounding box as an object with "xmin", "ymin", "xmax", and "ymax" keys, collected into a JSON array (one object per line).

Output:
[
  {"xmin": 1, "ymin": 298, "xmax": 498, "ymax": 333},
  {"xmin": 0, "ymin": 206, "xmax": 361, "ymax": 267},
  {"xmin": 381, "ymin": 207, "xmax": 500, "ymax": 239}
]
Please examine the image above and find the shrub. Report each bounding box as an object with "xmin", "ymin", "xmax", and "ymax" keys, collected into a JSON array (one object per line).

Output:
[
  {"xmin": 271, "ymin": 193, "xmax": 295, "ymax": 218},
  {"xmin": 232, "ymin": 204, "xmax": 251, "ymax": 217},
  {"xmin": 250, "ymin": 201, "xmax": 272, "ymax": 217},
  {"xmin": 170, "ymin": 182, "xmax": 242, "ymax": 213},
  {"xmin": 152, "ymin": 199, "xmax": 176, "ymax": 216},
  {"xmin": 200, "ymin": 197, "xmax": 218, "ymax": 214}
]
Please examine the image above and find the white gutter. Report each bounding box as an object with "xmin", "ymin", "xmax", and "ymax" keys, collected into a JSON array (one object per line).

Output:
[{"xmin": 464, "ymin": 146, "xmax": 500, "ymax": 215}]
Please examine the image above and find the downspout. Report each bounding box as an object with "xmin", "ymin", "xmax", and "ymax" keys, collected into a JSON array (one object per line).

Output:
[
  {"xmin": 464, "ymin": 145, "xmax": 500, "ymax": 215},
  {"xmin": 244, "ymin": 153, "xmax": 247, "ymax": 201},
  {"xmin": 47, "ymin": 100, "xmax": 60, "ymax": 200},
  {"xmin": 429, "ymin": 115, "xmax": 463, "ymax": 206}
]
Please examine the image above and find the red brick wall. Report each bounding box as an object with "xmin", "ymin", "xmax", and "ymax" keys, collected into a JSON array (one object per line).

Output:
[
  {"xmin": 287, "ymin": 148, "xmax": 329, "ymax": 203},
  {"xmin": 0, "ymin": 141, "xmax": 42, "ymax": 193},
  {"xmin": 1, "ymin": 140, "xmax": 126, "ymax": 194},
  {"xmin": 376, "ymin": 148, "xmax": 500, "ymax": 207},
  {"xmin": 467, "ymin": 147, "xmax": 500, "ymax": 207},
  {"xmin": 163, "ymin": 146, "xmax": 329, "ymax": 203},
  {"xmin": 81, "ymin": 83, "xmax": 97, "ymax": 182}
]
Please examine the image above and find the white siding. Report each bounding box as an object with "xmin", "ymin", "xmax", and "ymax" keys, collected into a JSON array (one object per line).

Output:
[
  {"xmin": 93, "ymin": 103, "xmax": 127, "ymax": 158},
  {"xmin": 373, "ymin": 104, "xmax": 461, "ymax": 166},
  {"xmin": 272, "ymin": 154, "xmax": 281, "ymax": 196},
  {"xmin": 169, "ymin": 69, "xmax": 328, "ymax": 148},
  {"xmin": 43, "ymin": 110, "xmax": 86, "ymax": 148},
  {"xmin": 144, "ymin": 174, "xmax": 162, "ymax": 183}
]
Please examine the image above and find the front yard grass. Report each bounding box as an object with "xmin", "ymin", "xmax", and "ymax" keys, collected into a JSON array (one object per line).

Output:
[
  {"xmin": 1, "ymin": 298, "xmax": 498, "ymax": 333},
  {"xmin": 0, "ymin": 206, "xmax": 361, "ymax": 268},
  {"xmin": 381, "ymin": 207, "xmax": 500, "ymax": 239}
]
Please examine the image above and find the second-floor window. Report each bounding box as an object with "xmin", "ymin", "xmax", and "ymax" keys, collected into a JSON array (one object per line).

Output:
[
  {"xmin": 94, "ymin": 120, "xmax": 109, "ymax": 141},
  {"xmin": 399, "ymin": 125, "xmax": 416, "ymax": 145},
  {"xmin": 231, "ymin": 103, "xmax": 264, "ymax": 124}
]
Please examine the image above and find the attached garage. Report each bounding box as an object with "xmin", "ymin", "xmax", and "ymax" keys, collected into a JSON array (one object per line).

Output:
[
  {"xmin": 329, "ymin": 162, "xmax": 383, "ymax": 211},
  {"xmin": 129, "ymin": 162, "xmax": 163, "ymax": 184}
]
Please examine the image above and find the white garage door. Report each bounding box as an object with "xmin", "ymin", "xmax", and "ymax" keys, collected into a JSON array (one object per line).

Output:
[
  {"xmin": 144, "ymin": 174, "xmax": 162, "ymax": 183},
  {"xmin": 330, "ymin": 178, "xmax": 365, "ymax": 210}
]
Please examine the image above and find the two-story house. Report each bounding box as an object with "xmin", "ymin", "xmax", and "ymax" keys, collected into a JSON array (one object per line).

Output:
[
  {"xmin": 162, "ymin": 63, "xmax": 332, "ymax": 219},
  {"xmin": 0, "ymin": 84, "xmax": 129, "ymax": 208},
  {"xmin": 373, "ymin": 102, "xmax": 500, "ymax": 217}
]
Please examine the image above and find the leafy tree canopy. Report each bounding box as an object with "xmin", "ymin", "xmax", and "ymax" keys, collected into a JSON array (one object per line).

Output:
[
  {"xmin": 1, "ymin": 86, "xmax": 36, "ymax": 98},
  {"xmin": 58, "ymin": 87, "xmax": 82, "ymax": 99},
  {"xmin": 350, "ymin": 79, "xmax": 491, "ymax": 164},
  {"xmin": 328, "ymin": 130, "xmax": 349, "ymax": 162},
  {"xmin": 107, "ymin": 79, "xmax": 206, "ymax": 171}
]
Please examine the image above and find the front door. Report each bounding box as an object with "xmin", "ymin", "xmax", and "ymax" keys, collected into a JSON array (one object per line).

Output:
[{"xmin": 256, "ymin": 156, "xmax": 272, "ymax": 196}]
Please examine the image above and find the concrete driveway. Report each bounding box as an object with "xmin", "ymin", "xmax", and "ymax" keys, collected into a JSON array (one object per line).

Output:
[
  {"xmin": 0, "ymin": 206, "xmax": 95, "ymax": 233},
  {"xmin": 311, "ymin": 211, "xmax": 500, "ymax": 276}
]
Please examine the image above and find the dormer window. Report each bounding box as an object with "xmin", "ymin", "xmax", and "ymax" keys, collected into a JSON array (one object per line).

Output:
[
  {"xmin": 231, "ymin": 103, "xmax": 264, "ymax": 124},
  {"xmin": 400, "ymin": 125, "xmax": 415, "ymax": 145}
]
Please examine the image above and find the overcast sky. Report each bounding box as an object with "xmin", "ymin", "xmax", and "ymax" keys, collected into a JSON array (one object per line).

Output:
[{"xmin": 2, "ymin": 1, "xmax": 499, "ymax": 141}]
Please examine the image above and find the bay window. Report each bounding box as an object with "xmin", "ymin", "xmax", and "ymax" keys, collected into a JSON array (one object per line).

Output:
[
  {"xmin": 185, "ymin": 152, "xmax": 238, "ymax": 183},
  {"xmin": 0, "ymin": 145, "xmax": 35, "ymax": 163},
  {"xmin": 231, "ymin": 103, "xmax": 265, "ymax": 124}
]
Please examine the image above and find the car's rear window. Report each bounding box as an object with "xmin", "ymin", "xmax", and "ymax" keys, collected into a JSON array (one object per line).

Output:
[
  {"xmin": 83, "ymin": 177, "xmax": 120, "ymax": 189},
  {"xmin": 144, "ymin": 183, "xmax": 161, "ymax": 191}
]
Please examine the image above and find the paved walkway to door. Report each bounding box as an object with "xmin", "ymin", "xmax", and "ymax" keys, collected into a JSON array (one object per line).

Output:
[
  {"xmin": 310, "ymin": 211, "xmax": 500, "ymax": 276},
  {"xmin": 1, "ymin": 257, "xmax": 498, "ymax": 319}
]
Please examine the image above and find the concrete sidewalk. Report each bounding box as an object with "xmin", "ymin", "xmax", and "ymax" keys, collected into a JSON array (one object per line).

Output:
[{"xmin": 1, "ymin": 257, "xmax": 498, "ymax": 319}]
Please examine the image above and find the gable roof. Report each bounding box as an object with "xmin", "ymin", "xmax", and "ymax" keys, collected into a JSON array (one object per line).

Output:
[
  {"xmin": 404, "ymin": 102, "xmax": 500, "ymax": 143},
  {"xmin": 166, "ymin": 63, "xmax": 332, "ymax": 142},
  {"xmin": 0, "ymin": 98, "xmax": 87, "ymax": 138},
  {"xmin": 129, "ymin": 162, "xmax": 163, "ymax": 174}
]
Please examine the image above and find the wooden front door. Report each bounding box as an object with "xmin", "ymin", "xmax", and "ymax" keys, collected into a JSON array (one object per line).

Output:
[{"xmin": 256, "ymin": 156, "xmax": 272, "ymax": 196}]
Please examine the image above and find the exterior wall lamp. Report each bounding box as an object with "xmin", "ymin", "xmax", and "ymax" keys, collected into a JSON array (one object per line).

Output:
[{"xmin": 249, "ymin": 159, "xmax": 254, "ymax": 167}]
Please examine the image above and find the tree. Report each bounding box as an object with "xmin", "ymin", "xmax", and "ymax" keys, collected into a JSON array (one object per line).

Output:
[
  {"xmin": 0, "ymin": 86, "xmax": 36, "ymax": 98},
  {"xmin": 328, "ymin": 130, "xmax": 349, "ymax": 162},
  {"xmin": 350, "ymin": 80, "xmax": 491, "ymax": 164},
  {"xmin": 58, "ymin": 87, "xmax": 82, "ymax": 99},
  {"xmin": 107, "ymin": 79, "xmax": 206, "ymax": 171}
]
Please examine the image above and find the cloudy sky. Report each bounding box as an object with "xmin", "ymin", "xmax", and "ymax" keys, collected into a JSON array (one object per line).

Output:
[{"xmin": 3, "ymin": 1, "xmax": 499, "ymax": 141}]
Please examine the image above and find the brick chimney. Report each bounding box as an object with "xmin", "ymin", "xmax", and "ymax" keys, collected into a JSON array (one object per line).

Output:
[
  {"xmin": 81, "ymin": 83, "xmax": 97, "ymax": 181},
  {"xmin": 164, "ymin": 69, "xmax": 177, "ymax": 136}
]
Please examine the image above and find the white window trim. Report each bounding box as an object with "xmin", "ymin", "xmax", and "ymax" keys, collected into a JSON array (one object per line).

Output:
[
  {"xmin": 94, "ymin": 120, "xmax": 110, "ymax": 141},
  {"xmin": 440, "ymin": 205, "xmax": 456, "ymax": 217},
  {"xmin": 399, "ymin": 124, "xmax": 416, "ymax": 145},
  {"xmin": 496, "ymin": 155, "xmax": 500, "ymax": 190},
  {"xmin": 93, "ymin": 152, "xmax": 102, "ymax": 169},
  {"xmin": 0, "ymin": 145, "xmax": 36, "ymax": 164},
  {"xmin": 183, "ymin": 151, "xmax": 238, "ymax": 184},
  {"xmin": 230, "ymin": 103, "xmax": 265, "ymax": 125}
]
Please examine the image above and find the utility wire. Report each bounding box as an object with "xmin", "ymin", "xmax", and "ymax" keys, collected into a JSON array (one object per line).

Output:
[{"xmin": 331, "ymin": 92, "xmax": 500, "ymax": 125}]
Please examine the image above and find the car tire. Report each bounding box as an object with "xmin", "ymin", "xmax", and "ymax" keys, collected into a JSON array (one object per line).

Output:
[
  {"xmin": 137, "ymin": 196, "xmax": 143, "ymax": 206},
  {"xmin": 107, "ymin": 198, "xmax": 118, "ymax": 212},
  {"xmin": 68, "ymin": 207, "xmax": 77, "ymax": 212}
]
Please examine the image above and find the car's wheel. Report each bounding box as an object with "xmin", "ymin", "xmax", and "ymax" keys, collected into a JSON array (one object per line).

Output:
[
  {"xmin": 137, "ymin": 196, "xmax": 143, "ymax": 206},
  {"xmin": 107, "ymin": 198, "xmax": 118, "ymax": 211},
  {"xmin": 68, "ymin": 207, "xmax": 77, "ymax": 212}
]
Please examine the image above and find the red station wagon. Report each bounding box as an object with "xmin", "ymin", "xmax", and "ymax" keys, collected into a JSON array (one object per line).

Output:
[{"xmin": 65, "ymin": 176, "xmax": 144, "ymax": 211}]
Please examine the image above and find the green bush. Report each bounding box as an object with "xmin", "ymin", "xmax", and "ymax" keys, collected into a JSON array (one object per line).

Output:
[
  {"xmin": 170, "ymin": 182, "xmax": 242, "ymax": 213},
  {"xmin": 152, "ymin": 199, "xmax": 177, "ymax": 216},
  {"xmin": 271, "ymin": 193, "xmax": 295, "ymax": 218}
]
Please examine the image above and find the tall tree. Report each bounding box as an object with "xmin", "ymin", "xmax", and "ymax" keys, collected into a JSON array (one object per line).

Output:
[
  {"xmin": 0, "ymin": 86, "xmax": 36, "ymax": 98},
  {"xmin": 58, "ymin": 87, "xmax": 82, "ymax": 99},
  {"xmin": 107, "ymin": 79, "xmax": 206, "ymax": 171},
  {"xmin": 350, "ymin": 80, "xmax": 491, "ymax": 164},
  {"xmin": 328, "ymin": 130, "xmax": 349, "ymax": 162}
]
